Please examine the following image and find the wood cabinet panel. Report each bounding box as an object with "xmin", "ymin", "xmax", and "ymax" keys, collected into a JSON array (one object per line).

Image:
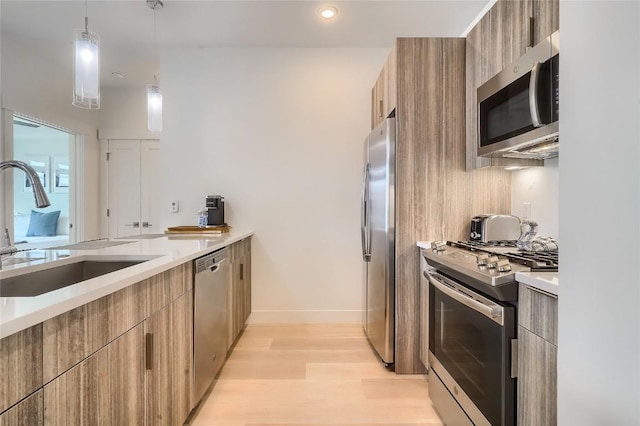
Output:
[
  {"xmin": 43, "ymin": 264, "xmax": 191, "ymax": 382},
  {"xmin": 44, "ymin": 341, "xmax": 111, "ymax": 425},
  {"xmin": 146, "ymin": 291, "xmax": 193, "ymax": 426},
  {"xmin": 517, "ymin": 325, "xmax": 557, "ymax": 425},
  {"xmin": 0, "ymin": 390, "xmax": 43, "ymax": 426},
  {"xmin": 533, "ymin": 0, "xmax": 559, "ymax": 46},
  {"xmin": 0, "ymin": 324, "xmax": 42, "ymax": 413},
  {"xmin": 519, "ymin": 284, "xmax": 558, "ymax": 345}
]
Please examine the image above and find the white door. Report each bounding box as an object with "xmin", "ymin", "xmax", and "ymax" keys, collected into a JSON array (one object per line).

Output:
[
  {"xmin": 140, "ymin": 140, "xmax": 160, "ymax": 234},
  {"xmin": 107, "ymin": 140, "xmax": 159, "ymax": 238}
]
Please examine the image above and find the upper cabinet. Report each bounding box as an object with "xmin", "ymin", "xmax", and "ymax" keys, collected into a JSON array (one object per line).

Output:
[
  {"xmin": 371, "ymin": 47, "xmax": 397, "ymax": 129},
  {"xmin": 465, "ymin": 0, "xmax": 559, "ymax": 170}
]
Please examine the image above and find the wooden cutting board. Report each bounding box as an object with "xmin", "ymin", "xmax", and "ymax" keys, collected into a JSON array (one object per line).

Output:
[{"xmin": 165, "ymin": 225, "xmax": 231, "ymax": 234}]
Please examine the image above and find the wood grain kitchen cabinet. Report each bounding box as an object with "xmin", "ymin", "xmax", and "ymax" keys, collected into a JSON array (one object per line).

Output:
[
  {"xmin": 146, "ymin": 291, "xmax": 193, "ymax": 426},
  {"xmin": 370, "ymin": 38, "xmax": 511, "ymax": 373},
  {"xmin": 34, "ymin": 262, "xmax": 193, "ymax": 425},
  {"xmin": 41, "ymin": 263, "xmax": 192, "ymax": 383},
  {"xmin": 517, "ymin": 284, "xmax": 557, "ymax": 425},
  {"xmin": 43, "ymin": 322, "xmax": 146, "ymax": 425},
  {"xmin": 0, "ymin": 324, "xmax": 42, "ymax": 414},
  {"xmin": 0, "ymin": 390, "xmax": 43, "ymax": 426},
  {"xmin": 465, "ymin": 0, "xmax": 559, "ymax": 170},
  {"xmin": 371, "ymin": 47, "xmax": 397, "ymax": 129},
  {"xmin": 228, "ymin": 237, "xmax": 252, "ymax": 349}
]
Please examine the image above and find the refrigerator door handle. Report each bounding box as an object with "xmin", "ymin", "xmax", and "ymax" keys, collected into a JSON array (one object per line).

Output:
[{"xmin": 361, "ymin": 163, "xmax": 371, "ymax": 261}]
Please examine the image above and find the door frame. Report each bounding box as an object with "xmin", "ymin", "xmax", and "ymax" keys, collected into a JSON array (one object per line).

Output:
[{"xmin": 1, "ymin": 108, "xmax": 82, "ymax": 244}]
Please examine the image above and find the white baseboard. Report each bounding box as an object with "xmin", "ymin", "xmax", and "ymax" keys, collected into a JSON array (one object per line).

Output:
[{"xmin": 246, "ymin": 310, "xmax": 363, "ymax": 324}]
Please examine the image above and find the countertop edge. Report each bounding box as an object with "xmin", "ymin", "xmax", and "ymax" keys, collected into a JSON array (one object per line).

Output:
[
  {"xmin": 515, "ymin": 271, "xmax": 559, "ymax": 296},
  {"xmin": 0, "ymin": 230, "xmax": 254, "ymax": 339}
]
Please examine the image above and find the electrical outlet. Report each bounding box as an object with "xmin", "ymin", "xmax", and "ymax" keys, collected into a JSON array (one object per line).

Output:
[
  {"xmin": 523, "ymin": 202, "xmax": 532, "ymax": 220},
  {"xmin": 171, "ymin": 200, "xmax": 179, "ymax": 213}
]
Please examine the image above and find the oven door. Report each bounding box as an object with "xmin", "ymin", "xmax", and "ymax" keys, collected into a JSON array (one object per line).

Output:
[{"xmin": 427, "ymin": 270, "xmax": 516, "ymax": 426}]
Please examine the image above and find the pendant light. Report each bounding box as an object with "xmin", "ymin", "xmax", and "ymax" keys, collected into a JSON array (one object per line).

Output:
[
  {"xmin": 73, "ymin": 0, "xmax": 100, "ymax": 109},
  {"xmin": 147, "ymin": 0, "xmax": 163, "ymax": 133}
]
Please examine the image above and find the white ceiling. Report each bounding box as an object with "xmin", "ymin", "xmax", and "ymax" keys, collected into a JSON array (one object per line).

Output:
[{"xmin": 1, "ymin": 0, "xmax": 490, "ymax": 88}]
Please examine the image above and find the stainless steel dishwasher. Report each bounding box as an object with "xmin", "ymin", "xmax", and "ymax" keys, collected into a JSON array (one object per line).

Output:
[{"xmin": 193, "ymin": 247, "xmax": 230, "ymax": 404}]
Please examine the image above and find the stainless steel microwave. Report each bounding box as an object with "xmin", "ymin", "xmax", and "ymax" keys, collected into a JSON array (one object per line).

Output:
[{"xmin": 478, "ymin": 31, "xmax": 559, "ymax": 159}]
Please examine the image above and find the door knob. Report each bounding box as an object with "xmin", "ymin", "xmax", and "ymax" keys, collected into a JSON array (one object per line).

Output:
[{"xmin": 142, "ymin": 222, "xmax": 152, "ymax": 228}]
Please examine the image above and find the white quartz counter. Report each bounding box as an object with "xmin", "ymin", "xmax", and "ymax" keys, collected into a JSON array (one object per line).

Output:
[
  {"xmin": 0, "ymin": 230, "xmax": 253, "ymax": 339},
  {"xmin": 515, "ymin": 271, "xmax": 559, "ymax": 296}
]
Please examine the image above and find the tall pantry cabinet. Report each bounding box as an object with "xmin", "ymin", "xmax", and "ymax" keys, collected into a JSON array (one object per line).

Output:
[{"xmin": 371, "ymin": 38, "xmax": 511, "ymax": 374}]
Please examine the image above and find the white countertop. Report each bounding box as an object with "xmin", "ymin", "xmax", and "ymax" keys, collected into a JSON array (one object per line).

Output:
[
  {"xmin": 0, "ymin": 230, "xmax": 253, "ymax": 339},
  {"xmin": 515, "ymin": 271, "xmax": 559, "ymax": 296}
]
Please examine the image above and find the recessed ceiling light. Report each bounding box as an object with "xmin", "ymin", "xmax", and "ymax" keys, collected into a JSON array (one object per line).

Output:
[
  {"xmin": 111, "ymin": 71, "xmax": 125, "ymax": 79},
  {"xmin": 318, "ymin": 6, "xmax": 338, "ymax": 20}
]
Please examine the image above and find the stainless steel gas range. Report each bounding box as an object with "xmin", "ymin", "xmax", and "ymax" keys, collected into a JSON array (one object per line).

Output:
[{"xmin": 423, "ymin": 241, "xmax": 558, "ymax": 426}]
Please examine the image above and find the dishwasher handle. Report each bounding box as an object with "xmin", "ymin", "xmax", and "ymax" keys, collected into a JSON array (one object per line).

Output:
[{"xmin": 208, "ymin": 258, "xmax": 226, "ymax": 273}]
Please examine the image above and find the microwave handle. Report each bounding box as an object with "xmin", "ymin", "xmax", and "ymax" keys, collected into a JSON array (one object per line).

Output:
[{"xmin": 529, "ymin": 62, "xmax": 542, "ymax": 127}]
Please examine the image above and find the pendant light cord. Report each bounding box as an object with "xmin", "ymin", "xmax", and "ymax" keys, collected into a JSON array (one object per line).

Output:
[{"xmin": 84, "ymin": 0, "xmax": 88, "ymax": 33}]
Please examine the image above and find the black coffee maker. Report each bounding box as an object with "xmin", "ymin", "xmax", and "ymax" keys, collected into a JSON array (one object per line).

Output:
[{"xmin": 206, "ymin": 195, "xmax": 225, "ymax": 226}]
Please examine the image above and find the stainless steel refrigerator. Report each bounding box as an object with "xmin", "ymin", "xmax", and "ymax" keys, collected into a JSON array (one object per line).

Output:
[{"xmin": 361, "ymin": 117, "xmax": 395, "ymax": 366}]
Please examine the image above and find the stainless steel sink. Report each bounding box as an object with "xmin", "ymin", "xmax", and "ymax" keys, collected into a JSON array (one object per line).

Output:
[{"xmin": 0, "ymin": 258, "xmax": 155, "ymax": 297}]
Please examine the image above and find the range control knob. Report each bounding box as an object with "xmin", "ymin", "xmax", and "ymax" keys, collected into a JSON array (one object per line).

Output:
[
  {"xmin": 476, "ymin": 254, "xmax": 490, "ymax": 266},
  {"xmin": 494, "ymin": 259, "xmax": 512, "ymax": 272},
  {"xmin": 431, "ymin": 241, "xmax": 447, "ymax": 252},
  {"xmin": 485, "ymin": 256, "xmax": 500, "ymax": 268}
]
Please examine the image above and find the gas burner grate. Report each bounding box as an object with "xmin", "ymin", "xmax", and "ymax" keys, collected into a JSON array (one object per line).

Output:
[
  {"xmin": 503, "ymin": 250, "xmax": 558, "ymax": 271},
  {"xmin": 449, "ymin": 240, "xmax": 518, "ymax": 249}
]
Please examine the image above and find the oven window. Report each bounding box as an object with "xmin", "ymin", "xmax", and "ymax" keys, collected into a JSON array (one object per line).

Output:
[{"xmin": 429, "ymin": 282, "xmax": 515, "ymax": 425}]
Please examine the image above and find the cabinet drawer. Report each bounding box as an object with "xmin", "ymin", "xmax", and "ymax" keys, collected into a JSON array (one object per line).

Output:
[{"xmin": 518, "ymin": 284, "xmax": 558, "ymax": 345}]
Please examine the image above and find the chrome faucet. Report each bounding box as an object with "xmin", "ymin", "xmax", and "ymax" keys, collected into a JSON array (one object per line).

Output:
[{"xmin": 0, "ymin": 160, "xmax": 51, "ymax": 269}]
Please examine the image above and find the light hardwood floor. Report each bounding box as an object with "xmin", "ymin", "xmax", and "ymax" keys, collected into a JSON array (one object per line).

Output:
[{"xmin": 186, "ymin": 324, "xmax": 443, "ymax": 426}]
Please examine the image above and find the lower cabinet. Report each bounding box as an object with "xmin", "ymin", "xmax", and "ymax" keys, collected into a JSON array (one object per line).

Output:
[
  {"xmin": 0, "ymin": 263, "xmax": 194, "ymax": 426},
  {"xmin": 146, "ymin": 291, "xmax": 193, "ymax": 425},
  {"xmin": 228, "ymin": 237, "xmax": 252, "ymax": 350},
  {"xmin": 0, "ymin": 390, "xmax": 44, "ymax": 426},
  {"xmin": 44, "ymin": 322, "xmax": 146, "ymax": 425},
  {"xmin": 517, "ymin": 284, "xmax": 558, "ymax": 426}
]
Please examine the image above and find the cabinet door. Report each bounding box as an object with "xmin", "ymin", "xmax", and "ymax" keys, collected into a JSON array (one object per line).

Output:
[
  {"xmin": 0, "ymin": 390, "xmax": 43, "ymax": 426},
  {"xmin": 43, "ymin": 323, "xmax": 145, "ymax": 425},
  {"xmin": 0, "ymin": 324, "xmax": 42, "ymax": 413},
  {"xmin": 498, "ymin": 0, "xmax": 533, "ymax": 66},
  {"xmin": 533, "ymin": 0, "xmax": 559, "ymax": 46},
  {"xmin": 146, "ymin": 292, "xmax": 193, "ymax": 426},
  {"xmin": 371, "ymin": 70, "xmax": 385, "ymax": 129},
  {"xmin": 242, "ymin": 240, "xmax": 252, "ymax": 325},
  {"xmin": 517, "ymin": 326, "xmax": 557, "ymax": 426}
]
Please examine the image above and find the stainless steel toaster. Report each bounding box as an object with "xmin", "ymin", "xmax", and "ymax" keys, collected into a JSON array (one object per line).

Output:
[{"xmin": 470, "ymin": 214, "xmax": 522, "ymax": 242}]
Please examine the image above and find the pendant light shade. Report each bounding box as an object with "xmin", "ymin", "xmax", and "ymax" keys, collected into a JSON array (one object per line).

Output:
[
  {"xmin": 147, "ymin": 83, "xmax": 163, "ymax": 133},
  {"xmin": 73, "ymin": 19, "xmax": 100, "ymax": 109}
]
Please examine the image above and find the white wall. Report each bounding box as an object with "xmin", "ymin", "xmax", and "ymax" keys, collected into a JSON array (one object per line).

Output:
[
  {"xmin": 559, "ymin": 2, "xmax": 640, "ymax": 424},
  {"xmin": 161, "ymin": 48, "xmax": 387, "ymax": 322},
  {"xmin": 511, "ymin": 157, "xmax": 559, "ymax": 239},
  {"xmin": 1, "ymin": 36, "xmax": 101, "ymax": 240}
]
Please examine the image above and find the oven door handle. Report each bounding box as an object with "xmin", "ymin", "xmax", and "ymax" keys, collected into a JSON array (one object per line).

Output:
[{"xmin": 426, "ymin": 271, "xmax": 504, "ymax": 325}]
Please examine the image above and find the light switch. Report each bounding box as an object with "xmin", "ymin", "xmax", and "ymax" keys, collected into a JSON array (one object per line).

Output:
[{"xmin": 171, "ymin": 200, "xmax": 179, "ymax": 213}]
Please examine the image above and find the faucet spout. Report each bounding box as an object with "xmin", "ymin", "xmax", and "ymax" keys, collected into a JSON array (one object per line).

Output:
[{"xmin": 0, "ymin": 160, "xmax": 51, "ymax": 208}]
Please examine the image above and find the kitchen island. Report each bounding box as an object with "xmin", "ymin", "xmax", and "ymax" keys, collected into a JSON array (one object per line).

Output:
[
  {"xmin": 0, "ymin": 230, "xmax": 253, "ymax": 338},
  {"xmin": 0, "ymin": 230, "xmax": 253, "ymax": 425}
]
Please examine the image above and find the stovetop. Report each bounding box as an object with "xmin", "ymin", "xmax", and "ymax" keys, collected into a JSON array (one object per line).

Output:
[
  {"xmin": 423, "ymin": 240, "xmax": 559, "ymax": 302},
  {"xmin": 449, "ymin": 241, "xmax": 559, "ymax": 271}
]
